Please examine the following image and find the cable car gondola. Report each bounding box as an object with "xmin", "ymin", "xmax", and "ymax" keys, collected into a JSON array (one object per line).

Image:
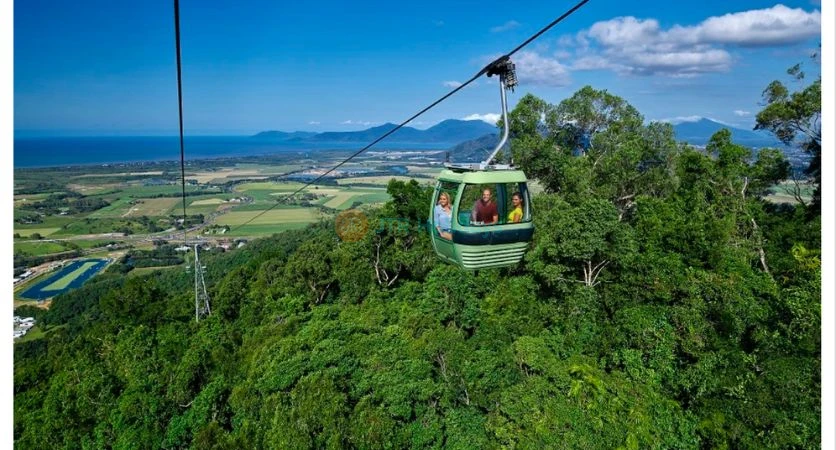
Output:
[{"xmin": 429, "ymin": 57, "xmax": 534, "ymax": 269}]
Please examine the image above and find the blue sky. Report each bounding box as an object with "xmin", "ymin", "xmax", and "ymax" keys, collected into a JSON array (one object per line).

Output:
[{"xmin": 14, "ymin": 0, "xmax": 822, "ymax": 135}]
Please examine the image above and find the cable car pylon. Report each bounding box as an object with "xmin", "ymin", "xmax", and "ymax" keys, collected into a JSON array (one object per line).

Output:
[{"xmin": 192, "ymin": 244, "xmax": 211, "ymax": 322}]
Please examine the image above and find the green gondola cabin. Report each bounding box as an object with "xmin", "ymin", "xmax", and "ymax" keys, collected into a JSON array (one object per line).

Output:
[{"xmin": 430, "ymin": 168, "xmax": 533, "ymax": 269}]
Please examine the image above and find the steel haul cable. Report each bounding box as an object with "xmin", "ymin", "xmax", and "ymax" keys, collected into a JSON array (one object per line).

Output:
[
  {"xmin": 221, "ymin": 0, "xmax": 591, "ymax": 232},
  {"xmin": 174, "ymin": 0, "xmax": 188, "ymax": 244}
]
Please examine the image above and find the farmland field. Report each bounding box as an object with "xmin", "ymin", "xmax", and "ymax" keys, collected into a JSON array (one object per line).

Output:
[
  {"xmin": 13, "ymin": 161, "xmax": 426, "ymax": 261},
  {"xmin": 221, "ymin": 222, "xmax": 313, "ymax": 236},
  {"xmin": 216, "ymin": 208, "xmax": 321, "ymax": 226},
  {"xmin": 123, "ymin": 197, "xmax": 181, "ymax": 217},
  {"xmin": 324, "ymin": 193, "xmax": 357, "ymax": 208},
  {"xmin": 336, "ymin": 192, "xmax": 391, "ymax": 209},
  {"xmin": 15, "ymin": 228, "xmax": 61, "ymax": 238},
  {"xmin": 14, "ymin": 241, "xmax": 73, "ymax": 256},
  {"xmin": 190, "ymin": 198, "xmax": 228, "ymax": 205}
]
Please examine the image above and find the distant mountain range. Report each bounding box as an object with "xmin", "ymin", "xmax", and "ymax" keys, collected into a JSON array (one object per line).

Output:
[
  {"xmin": 252, "ymin": 119, "xmax": 497, "ymax": 144},
  {"xmin": 254, "ymin": 117, "xmax": 782, "ymax": 150},
  {"xmin": 251, "ymin": 131, "xmax": 318, "ymax": 140},
  {"xmin": 671, "ymin": 118, "xmax": 782, "ymax": 148}
]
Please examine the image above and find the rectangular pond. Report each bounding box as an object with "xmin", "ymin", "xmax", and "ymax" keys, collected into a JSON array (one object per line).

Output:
[{"xmin": 20, "ymin": 259, "xmax": 109, "ymax": 300}]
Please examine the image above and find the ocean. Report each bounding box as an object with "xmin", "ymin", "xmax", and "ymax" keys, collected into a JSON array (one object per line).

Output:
[{"xmin": 13, "ymin": 136, "xmax": 451, "ymax": 169}]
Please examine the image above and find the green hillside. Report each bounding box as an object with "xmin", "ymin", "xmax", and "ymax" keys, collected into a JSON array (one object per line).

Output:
[{"xmin": 13, "ymin": 85, "xmax": 821, "ymax": 449}]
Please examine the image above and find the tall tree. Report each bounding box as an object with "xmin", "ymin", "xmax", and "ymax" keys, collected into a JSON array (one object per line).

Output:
[{"xmin": 755, "ymin": 62, "xmax": 821, "ymax": 212}]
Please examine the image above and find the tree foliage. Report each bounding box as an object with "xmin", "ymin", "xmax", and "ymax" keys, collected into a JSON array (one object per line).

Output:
[{"xmin": 14, "ymin": 84, "xmax": 820, "ymax": 449}]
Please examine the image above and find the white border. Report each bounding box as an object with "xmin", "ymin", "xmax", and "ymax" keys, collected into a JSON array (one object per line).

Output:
[
  {"xmin": 820, "ymin": 0, "xmax": 834, "ymax": 447},
  {"xmin": 2, "ymin": 2, "xmax": 832, "ymax": 448},
  {"xmin": 2, "ymin": 0, "xmax": 13, "ymax": 446}
]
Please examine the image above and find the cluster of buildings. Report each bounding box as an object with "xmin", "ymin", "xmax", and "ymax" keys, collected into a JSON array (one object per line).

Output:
[
  {"xmin": 12, "ymin": 270, "xmax": 34, "ymax": 285},
  {"xmin": 174, "ymin": 239, "xmax": 247, "ymax": 253},
  {"xmin": 13, "ymin": 316, "xmax": 36, "ymax": 340}
]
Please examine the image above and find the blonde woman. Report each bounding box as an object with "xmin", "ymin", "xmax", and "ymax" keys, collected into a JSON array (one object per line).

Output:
[{"xmin": 434, "ymin": 192, "xmax": 453, "ymax": 240}]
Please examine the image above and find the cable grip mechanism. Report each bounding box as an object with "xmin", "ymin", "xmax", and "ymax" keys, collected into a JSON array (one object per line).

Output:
[{"xmin": 485, "ymin": 55, "xmax": 518, "ymax": 92}]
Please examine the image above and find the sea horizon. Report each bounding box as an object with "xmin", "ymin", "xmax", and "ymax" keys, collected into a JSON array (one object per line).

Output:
[{"xmin": 13, "ymin": 135, "xmax": 453, "ymax": 169}]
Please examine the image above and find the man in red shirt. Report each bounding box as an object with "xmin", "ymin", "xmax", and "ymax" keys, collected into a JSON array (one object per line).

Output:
[{"xmin": 471, "ymin": 188, "xmax": 498, "ymax": 225}]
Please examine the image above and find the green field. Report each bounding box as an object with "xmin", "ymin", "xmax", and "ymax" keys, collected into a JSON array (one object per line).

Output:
[
  {"xmin": 336, "ymin": 192, "xmax": 391, "ymax": 209},
  {"xmin": 15, "ymin": 228, "xmax": 61, "ymax": 238},
  {"xmin": 323, "ymin": 192, "xmax": 357, "ymax": 208},
  {"xmin": 217, "ymin": 208, "xmax": 321, "ymax": 226},
  {"xmin": 15, "ymin": 325, "xmax": 46, "ymax": 343},
  {"xmin": 14, "ymin": 241, "xmax": 73, "ymax": 256},
  {"xmin": 190, "ymin": 198, "xmax": 227, "ymax": 206},
  {"xmin": 222, "ymin": 222, "xmax": 313, "ymax": 236},
  {"xmin": 15, "ymin": 324, "xmax": 66, "ymax": 344},
  {"xmin": 13, "ymin": 163, "xmax": 407, "ymax": 246},
  {"xmin": 86, "ymin": 197, "xmax": 135, "ymax": 218},
  {"xmin": 765, "ymin": 180, "xmax": 815, "ymax": 205},
  {"xmin": 42, "ymin": 261, "xmax": 98, "ymax": 291},
  {"xmin": 235, "ymin": 181, "xmax": 308, "ymax": 192},
  {"xmin": 50, "ymin": 218, "xmax": 145, "ymax": 236}
]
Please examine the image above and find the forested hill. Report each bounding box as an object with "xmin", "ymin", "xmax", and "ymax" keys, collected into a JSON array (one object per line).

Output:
[{"xmin": 14, "ymin": 83, "xmax": 821, "ymax": 449}]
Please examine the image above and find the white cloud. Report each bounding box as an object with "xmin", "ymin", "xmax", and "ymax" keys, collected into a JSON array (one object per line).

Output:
[
  {"xmin": 696, "ymin": 5, "xmax": 820, "ymax": 46},
  {"xmin": 587, "ymin": 16, "xmax": 661, "ymax": 47},
  {"xmin": 491, "ymin": 20, "xmax": 520, "ymax": 33},
  {"xmin": 462, "ymin": 113, "xmax": 501, "ymax": 124},
  {"xmin": 563, "ymin": 5, "xmax": 820, "ymax": 77},
  {"xmin": 733, "ymin": 110, "xmax": 751, "ymax": 117},
  {"xmin": 308, "ymin": 121, "xmax": 321, "ymax": 125},
  {"xmin": 513, "ymin": 51, "xmax": 571, "ymax": 86},
  {"xmin": 341, "ymin": 120, "xmax": 376, "ymax": 126},
  {"xmin": 411, "ymin": 120, "xmax": 438, "ymax": 127},
  {"xmin": 572, "ymin": 17, "xmax": 732, "ymax": 76},
  {"xmin": 658, "ymin": 115, "xmax": 703, "ymax": 124},
  {"xmin": 442, "ymin": 80, "xmax": 463, "ymax": 88}
]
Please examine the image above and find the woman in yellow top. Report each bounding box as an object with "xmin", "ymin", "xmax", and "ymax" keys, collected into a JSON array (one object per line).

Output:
[{"xmin": 507, "ymin": 192, "xmax": 524, "ymax": 223}]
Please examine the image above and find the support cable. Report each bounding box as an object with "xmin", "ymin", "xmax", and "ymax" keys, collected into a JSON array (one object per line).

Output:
[{"xmin": 228, "ymin": 0, "xmax": 590, "ymax": 232}]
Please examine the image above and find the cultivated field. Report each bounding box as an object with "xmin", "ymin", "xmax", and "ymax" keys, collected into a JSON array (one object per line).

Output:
[
  {"xmin": 13, "ymin": 160, "xmax": 425, "ymax": 290},
  {"xmin": 190, "ymin": 198, "xmax": 228, "ymax": 205},
  {"xmin": 15, "ymin": 228, "xmax": 61, "ymax": 238},
  {"xmin": 123, "ymin": 198, "xmax": 181, "ymax": 217}
]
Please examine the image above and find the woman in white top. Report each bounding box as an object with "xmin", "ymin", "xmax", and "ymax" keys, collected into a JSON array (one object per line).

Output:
[{"xmin": 433, "ymin": 192, "xmax": 453, "ymax": 240}]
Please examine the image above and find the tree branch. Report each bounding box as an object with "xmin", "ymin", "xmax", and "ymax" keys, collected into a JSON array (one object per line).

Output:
[{"xmin": 750, "ymin": 218, "xmax": 770, "ymax": 274}]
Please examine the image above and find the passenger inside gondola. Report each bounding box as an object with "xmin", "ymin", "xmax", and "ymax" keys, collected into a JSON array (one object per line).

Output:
[
  {"xmin": 470, "ymin": 188, "xmax": 498, "ymax": 226},
  {"xmin": 508, "ymin": 191, "xmax": 524, "ymax": 223},
  {"xmin": 434, "ymin": 191, "xmax": 453, "ymax": 240}
]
